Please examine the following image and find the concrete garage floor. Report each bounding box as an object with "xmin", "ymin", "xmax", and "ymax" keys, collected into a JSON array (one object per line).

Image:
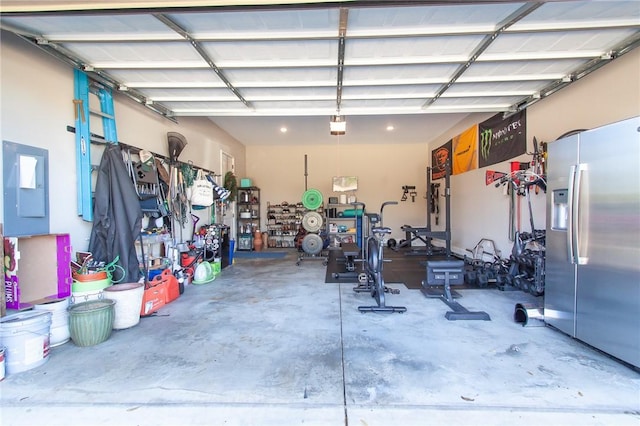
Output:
[{"xmin": 1, "ymin": 252, "xmax": 639, "ymax": 426}]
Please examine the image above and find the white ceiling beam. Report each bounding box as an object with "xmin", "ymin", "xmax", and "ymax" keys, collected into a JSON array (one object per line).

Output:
[
  {"xmin": 169, "ymin": 105, "xmax": 506, "ymax": 116},
  {"xmin": 89, "ymin": 52, "xmax": 601, "ymax": 70},
  {"xmin": 149, "ymin": 89, "xmax": 534, "ymax": 103},
  {"xmin": 426, "ymin": 104, "xmax": 513, "ymax": 112},
  {"xmin": 440, "ymin": 90, "xmax": 536, "ymax": 98},
  {"xmin": 90, "ymin": 61, "xmax": 209, "ymax": 69},
  {"xmin": 125, "ymin": 74, "xmax": 559, "ymax": 90},
  {"xmin": 37, "ymin": 19, "xmax": 639, "ymax": 44},
  {"xmin": 458, "ymin": 74, "xmax": 564, "ymax": 83},
  {"xmin": 40, "ymin": 34, "xmax": 184, "ymax": 42},
  {"xmin": 478, "ymin": 51, "xmax": 609, "ymax": 61},
  {"xmin": 506, "ymin": 20, "xmax": 640, "ymax": 33},
  {"xmin": 126, "ymin": 81, "xmax": 228, "ymax": 88}
]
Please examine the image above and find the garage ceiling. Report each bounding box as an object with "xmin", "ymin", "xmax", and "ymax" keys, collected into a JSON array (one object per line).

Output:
[{"xmin": 1, "ymin": 1, "xmax": 639, "ymax": 145}]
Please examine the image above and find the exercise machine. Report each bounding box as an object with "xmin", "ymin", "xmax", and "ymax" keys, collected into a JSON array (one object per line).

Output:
[
  {"xmin": 421, "ymin": 259, "xmax": 490, "ymax": 321},
  {"xmin": 397, "ymin": 165, "xmax": 451, "ymax": 256},
  {"xmin": 357, "ymin": 201, "xmax": 406, "ymax": 313}
]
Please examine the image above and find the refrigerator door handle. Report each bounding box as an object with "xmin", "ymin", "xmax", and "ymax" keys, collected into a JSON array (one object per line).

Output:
[
  {"xmin": 574, "ymin": 163, "xmax": 589, "ymax": 265},
  {"xmin": 567, "ymin": 165, "xmax": 577, "ymax": 264}
]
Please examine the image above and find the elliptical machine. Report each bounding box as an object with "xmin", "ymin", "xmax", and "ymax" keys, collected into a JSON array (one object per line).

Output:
[{"xmin": 357, "ymin": 201, "xmax": 407, "ymax": 313}]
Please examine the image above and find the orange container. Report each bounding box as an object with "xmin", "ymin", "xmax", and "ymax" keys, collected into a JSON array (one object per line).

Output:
[
  {"xmin": 181, "ymin": 253, "xmax": 196, "ymax": 267},
  {"xmin": 152, "ymin": 269, "xmax": 180, "ymax": 303},
  {"xmin": 140, "ymin": 284, "xmax": 166, "ymax": 317},
  {"xmin": 72, "ymin": 270, "xmax": 108, "ymax": 282}
]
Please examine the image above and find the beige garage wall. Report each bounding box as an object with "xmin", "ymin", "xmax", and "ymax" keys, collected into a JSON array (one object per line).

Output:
[
  {"xmin": 0, "ymin": 31, "xmax": 246, "ymax": 251},
  {"xmin": 245, "ymin": 142, "xmax": 436, "ymax": 243}
]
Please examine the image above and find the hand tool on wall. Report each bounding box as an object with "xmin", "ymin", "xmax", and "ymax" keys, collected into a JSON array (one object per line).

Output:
[{"xmin": 401, "ymin": 185, "xmax": 415, "ymax": 202}]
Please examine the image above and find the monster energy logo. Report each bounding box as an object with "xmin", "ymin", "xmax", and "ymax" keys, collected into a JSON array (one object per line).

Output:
[{"xmin": 480, "ymin": 128, "xmax": 492, "ymax": 160}]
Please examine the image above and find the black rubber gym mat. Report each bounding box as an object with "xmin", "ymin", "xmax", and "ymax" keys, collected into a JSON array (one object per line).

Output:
[
  {"xmin": 324, "ymin": 246, "xmax": 485, "ymax": 291},
  {"xmin": 324, "ymin": 247, "xmax": 432, "ymax": 289},
  {"xmin": 383, "ymin": 249, "xmax": 431, "ymax": 289}
]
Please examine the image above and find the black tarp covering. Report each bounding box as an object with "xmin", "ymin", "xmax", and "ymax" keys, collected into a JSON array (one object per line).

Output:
[{"xmin": 89, "ymin": 144, "xmax": 142, "ymax": 283}]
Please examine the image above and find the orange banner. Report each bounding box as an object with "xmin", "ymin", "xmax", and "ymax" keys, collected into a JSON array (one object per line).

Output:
[{"xmin": 452, "ymin": 124, "xmax": 478, "ymax": 175}]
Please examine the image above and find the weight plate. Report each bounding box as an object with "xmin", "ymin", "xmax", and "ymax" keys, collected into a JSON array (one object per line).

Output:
[
  {"xmin": 301, "ymin": 211, "xmax": 323, "ymax": 232},
  {"xmin": 301, "ymin": 233, "xmax": 323, "ymax": 255},
  {"xmin": 302, "ymin": 189, "xmax": 323, "ymax": 210}
]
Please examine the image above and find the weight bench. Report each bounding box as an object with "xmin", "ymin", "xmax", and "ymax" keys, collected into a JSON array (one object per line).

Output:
[
  {"xmin": 332, "ymin": 242, "xmax": 362, "ymax": 281},
  {"xmin": 421, "ymin": 259, "xmax": 490, "ymax": 321},
  {"xmin": 397, "ymin": 225, "xmax": 448, "ymax": 256}
]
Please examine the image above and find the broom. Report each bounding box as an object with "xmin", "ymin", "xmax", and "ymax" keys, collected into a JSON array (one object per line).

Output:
[{"xmin": 167, "ymin": 132, "xmax": 187, "ymax": 164}]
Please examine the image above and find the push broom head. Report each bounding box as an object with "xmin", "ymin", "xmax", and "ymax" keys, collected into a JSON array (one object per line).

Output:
[{"xmin": 167, "ymin": 132, "xmax": 187, "ymax": 163}]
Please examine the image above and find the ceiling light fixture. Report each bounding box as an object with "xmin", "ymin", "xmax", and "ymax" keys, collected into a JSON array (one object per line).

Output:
[
  {"xmin": 330, "ymin": 115, "xmax": 346, "ymax": 136},
  {"xmin": 386, "ymin": 125, "xmax": 395, "ymax": 131},
  {"xmin": 280, "ymin": 127, "xmax": 288, "ymax": 133}
]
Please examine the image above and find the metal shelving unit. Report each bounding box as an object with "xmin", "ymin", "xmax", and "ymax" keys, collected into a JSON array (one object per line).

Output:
[
  {"xmin": 266, "ymin": 202, "xmax": 305, "ymax": 248},
  {"xmin": 236, "ymin": 187, "xmax": 260, "ymax": 251},
  {"xmin": 326, "ymin": 203, "xmax": 363, "ymax": 249}
]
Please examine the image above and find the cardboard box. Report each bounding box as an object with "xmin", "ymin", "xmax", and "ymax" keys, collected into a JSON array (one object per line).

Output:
[
  {"xmin": 1, "ymin": 224, "xmax": 4, "ymax": 317},
  {"xmin": 4, "ymin": 234, "xmax": 72, "ymax": 310}
]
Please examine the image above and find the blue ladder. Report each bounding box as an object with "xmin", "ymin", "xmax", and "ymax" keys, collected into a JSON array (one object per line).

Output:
[{"xmin": 73, "ymin": 69, "xmax": 118, "ymax": 221}]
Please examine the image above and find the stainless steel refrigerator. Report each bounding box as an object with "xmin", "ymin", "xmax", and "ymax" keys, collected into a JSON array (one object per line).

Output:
[{"xmin": 545, "ymin": 116, "xmax": 639, "ymax": 368}]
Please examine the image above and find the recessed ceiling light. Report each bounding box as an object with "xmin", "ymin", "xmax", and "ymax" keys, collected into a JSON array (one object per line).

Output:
[
  {"xmin": 386, "ymin": 125, "xmax": 395, "ymax": 131},
  {"xmin": 280, "ymin": 127, "xmax": 288, "ymax": 133}
]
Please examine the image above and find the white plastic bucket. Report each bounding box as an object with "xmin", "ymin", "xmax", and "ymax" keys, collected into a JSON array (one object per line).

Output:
[
  {"xmin": 103, "ymin": 283, "xmax": 144, "ymax": 330},
  {"xmin": 71, "ymin": 289, "xmax": 104, "ymax": 304},
  {"xmin": 34, "ymin": 298, "xmax": 70, "ymax": 347},
  {"xmin": 71, "ymin": 277, "xmax": 110, "ymax": 304},
  {"xmin": 0, "ymin": 311, "xmax": 52, "ymax": 376}
]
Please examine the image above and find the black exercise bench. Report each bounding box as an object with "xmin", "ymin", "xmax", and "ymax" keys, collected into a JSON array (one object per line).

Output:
[
  {"xmin": 396, "ymin": 225, "xmax": 449, "ymax": 256},
  {"xmin": 421, "ymin": 259, "xmax": 490, "ymax": 321},
  {"xmin": 332, "ymin": 242, "xmax": 361, "ymax": 281}
]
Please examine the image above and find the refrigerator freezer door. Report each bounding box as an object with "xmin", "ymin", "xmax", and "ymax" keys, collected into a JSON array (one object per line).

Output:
[
  {"xmin": 575, "ymin": 116, "xmax": 640, "ymax": 368},
  {"xmin": 545, "ymin": 134, "xmax": 580, "ymax": 337}
]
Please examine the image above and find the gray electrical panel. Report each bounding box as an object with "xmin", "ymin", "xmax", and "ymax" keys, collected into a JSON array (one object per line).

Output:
[{"xmin": 3, "ymin": 140, "xmax": 50, "ymax": 236}]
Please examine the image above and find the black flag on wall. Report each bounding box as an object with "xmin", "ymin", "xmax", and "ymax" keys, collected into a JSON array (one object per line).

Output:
[
  {"xmin": 478, "ymin": 110, "xmax": 527, "ymax": 168},
  {"xmin": 431, "ymin": 140, "xmax": 452, "ymax": 180}
]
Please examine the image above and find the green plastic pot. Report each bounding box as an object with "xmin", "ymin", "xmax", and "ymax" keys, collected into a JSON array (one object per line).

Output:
[{"xmin": 68, "ymin": 299, "xmax": 115, "ymax": 347}]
